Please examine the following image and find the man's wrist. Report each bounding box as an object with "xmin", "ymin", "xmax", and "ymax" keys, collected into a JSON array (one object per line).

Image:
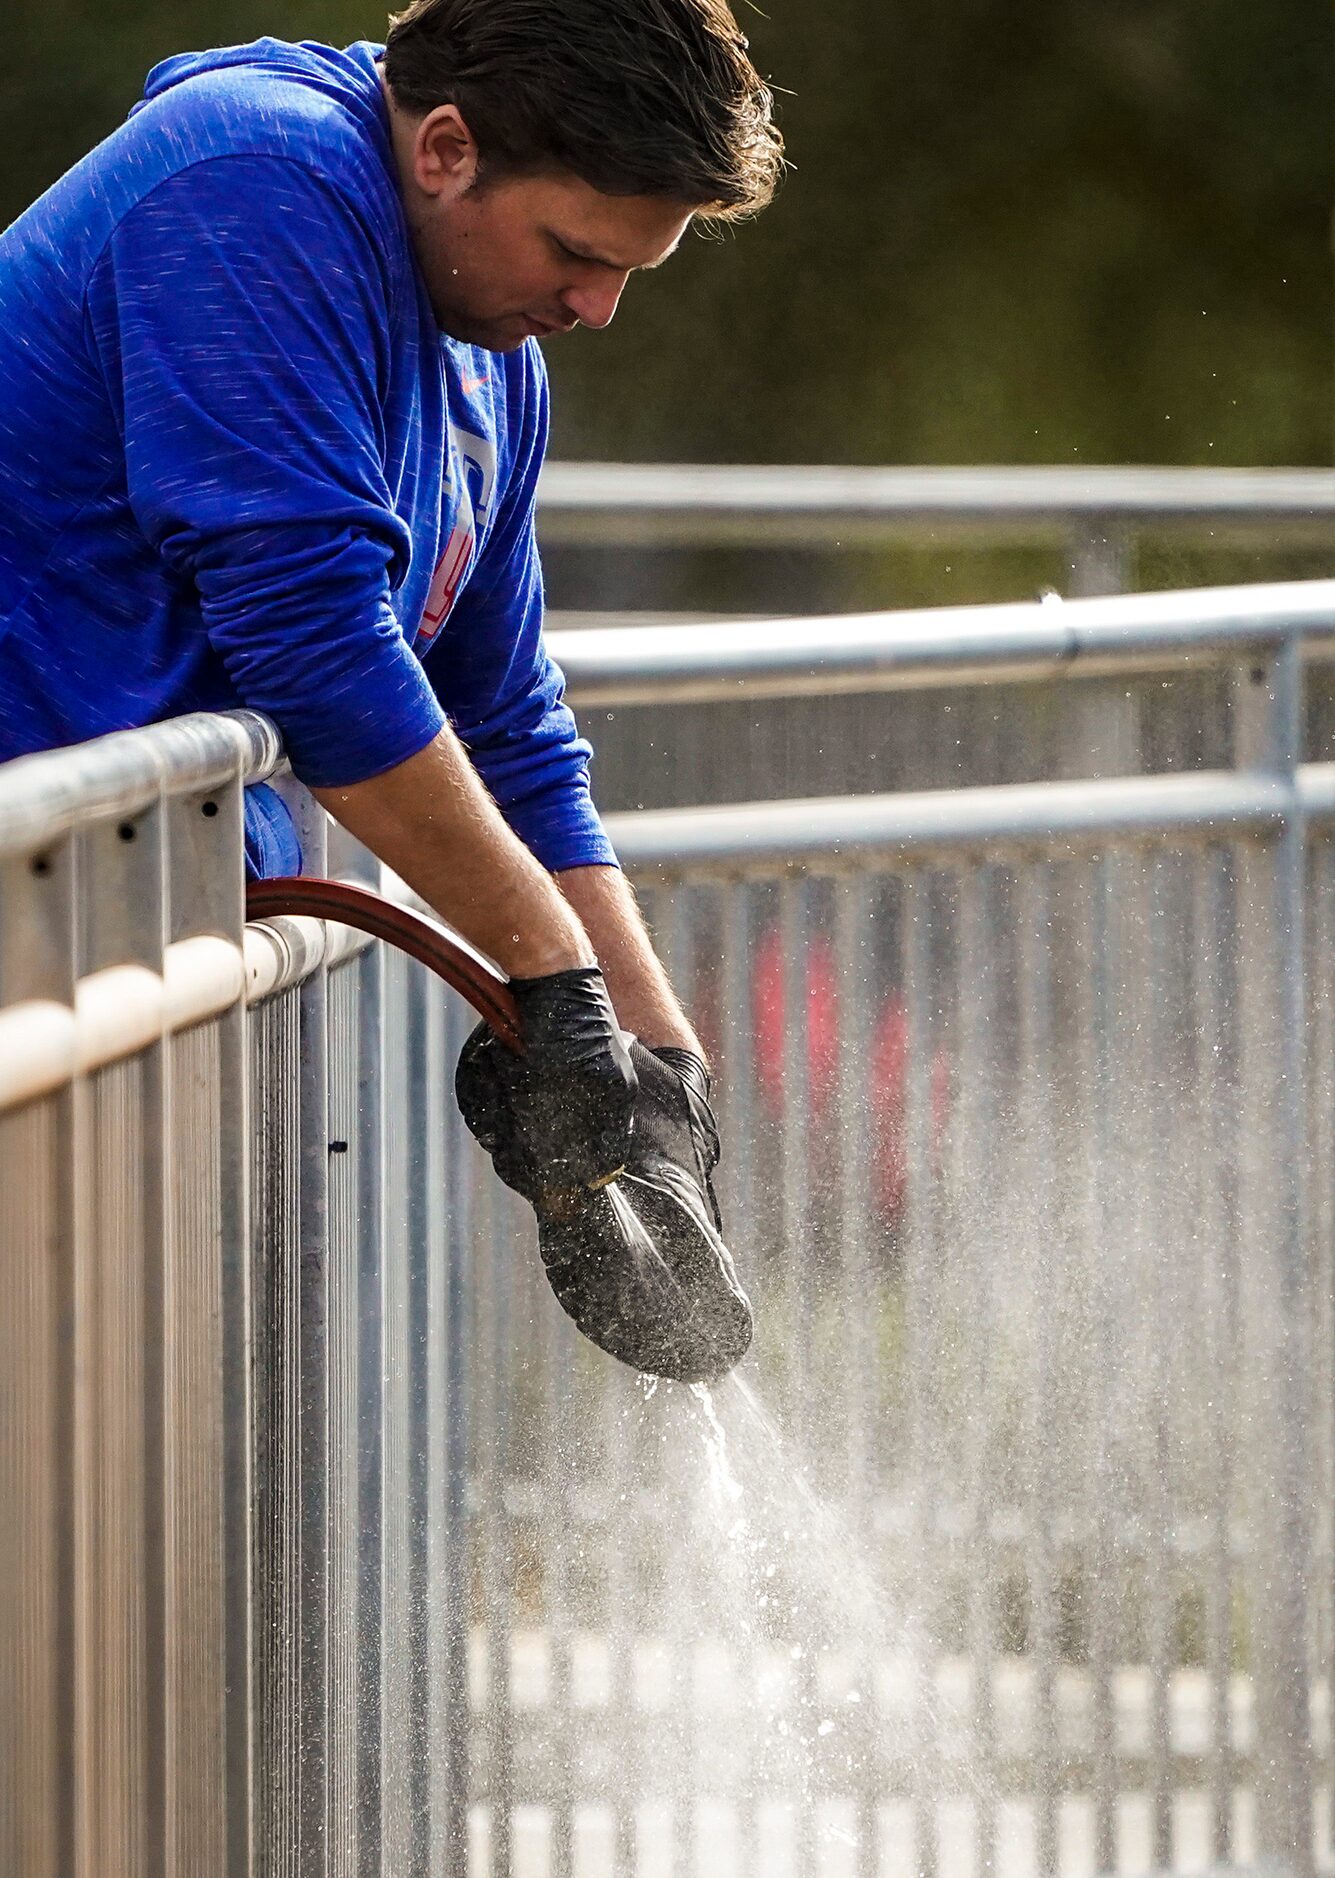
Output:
[
  {"xmin": 507, "ymin": 922, "xmax": 596, "ymax": 980},
  {"xmin": 554, "ymin": 864, "xmax": 702, "ymax": 1052}
]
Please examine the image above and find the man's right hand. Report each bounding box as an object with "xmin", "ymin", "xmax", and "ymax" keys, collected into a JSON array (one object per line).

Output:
[{"xmin": 455, "ymin": 965, "xmax": 638, "ymax": 1202}]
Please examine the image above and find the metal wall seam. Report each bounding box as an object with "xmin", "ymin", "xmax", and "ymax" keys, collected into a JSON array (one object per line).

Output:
[
  {"xmin": 324, "ymin": 959, "xmax": 362, "ymax": 1876},
  {"xmin": 1313, "ymin": 846, "xmax": 1335, "ymax": 1872},
  {"xmin": 0, "ymin": 792, "xmax": 78, "ymax": 1877},
  {"xmin": 0, "ymin": 1085, "xmax": 76, "ymax": 1878},
  {"xmin": 248, "ymin": 986, "xmax": 304, "ymax": 1876},
  {"xmin": 214, "ymin": 990, "xmax": 254, "ymax": 1878},
  {"xmin": 1081, "ymin": 854, "xmax": 1119, "ymax": 1874},
  {"xmin": 481, "ymin": 1177, "xmax": 518, "ymax": 1876},
  {"xmin": 162, "ymin": 1015, "xmax": 231, "ymax": 1875},
  {"xmin": 832, "ymin": 871, "xmax": 879, "ymax": 1877},
  {"xmin": 900, "ymin": 868, "xmax": 941, "ymax": 1877},
  {"xmin": 954, "ymin": 864, "xmax": 1000, "ymax": 1869},
  {"xmin": 352, "ymin": 942, "xmax": 386, "ymax": 1875},
  {"xmin": 599, "ymin": 1322, "xmax": 637, "ymax": 1878},
  {"xmin": 420, "ymin": 969, "xmax": 453, "ymax": 1866},
  {"xmin": 71, "ymin": 784, "xmax": 170, "ymax": 1878},
  {"xmin": 1015, "ymin": 860, "xmax": 1061, "ymax": 1877},
  {"xmin": 439, "ymin": 991, "xmax": 475, "ymax": 1877},
  {"xmin": 1192, "ymin": 846, "xmax": 1238, "ymax": 1865},
  {"xmin": 1141, "ymin": 851, "xmax": 1177, "ymax": 1869},
  {"xmin": 536, "ymin": 1202, "xmax": 575, "ymax": 1878},
  {"xmin": 399, "ymin": 960, "xmax": 435, "ymax": 1870},
  {"xmin": 378, "ymin": 950, "xmax": 413, "ymax": 1876},
  {"xmin": 1233, "ymin": 642, "xmax": 1317, "ymax": 1875},
  {"xmin": 289, "ymin": 801, "xmax": 332, "ymax": 1873},
  {"xmin": 74, "ymin": 1052, "xmax": 161, "ymax": 1876},
  {"xmin": 657, "ymin": 885, "xmax": 706, "ymax": 1878}
]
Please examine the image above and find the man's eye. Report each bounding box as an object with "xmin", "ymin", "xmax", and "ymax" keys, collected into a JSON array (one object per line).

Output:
[{"xmin": 553, "ymin": 238, "xmax": 610, "ymax": 270}]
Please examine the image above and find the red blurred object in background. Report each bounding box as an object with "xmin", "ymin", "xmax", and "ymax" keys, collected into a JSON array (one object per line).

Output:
[{"xmin": 752, "ymin": 928, "xmax": 950, "ymax": 1222}]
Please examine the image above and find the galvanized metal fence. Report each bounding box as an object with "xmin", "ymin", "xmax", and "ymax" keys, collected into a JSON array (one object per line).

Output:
[
  {"xmin": 3, "ymin": 574, "xmax": 1335, "ymax": 1877},
  {"xmin": 0, "ymin": 715, "xmax": 474, "ymax": 1876}
]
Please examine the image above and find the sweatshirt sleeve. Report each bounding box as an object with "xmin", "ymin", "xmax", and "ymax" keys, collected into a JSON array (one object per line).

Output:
[
  {"xmin": 84, "ymin": 153, "xmax": 445, "ymax": 787},
  {"xmin": 421, "ymin": 348, "xmax": 617, "ymax": 873}
]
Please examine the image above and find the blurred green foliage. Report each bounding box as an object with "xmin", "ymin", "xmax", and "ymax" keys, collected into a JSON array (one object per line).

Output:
[
  {"xmin": 557, "ymin": 0, "xmax": 1335, "ymax": 469},
  {"xmin": 4, "ymin": 0, "xmax": 1331, "ymax": 472}
]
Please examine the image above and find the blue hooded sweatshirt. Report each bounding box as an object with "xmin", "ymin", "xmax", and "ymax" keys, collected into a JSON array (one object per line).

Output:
[{"xmin": 0, "ymin": 38, "xmax": 615, "ymax": 874}]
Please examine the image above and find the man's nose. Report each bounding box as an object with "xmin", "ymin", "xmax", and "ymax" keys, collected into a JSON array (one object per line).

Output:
[{"xmin": 561, "ymin": 272, "xmax": 630, "ymax": 331}]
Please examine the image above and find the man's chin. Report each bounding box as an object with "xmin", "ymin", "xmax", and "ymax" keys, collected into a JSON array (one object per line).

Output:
[{"xmin": 431, "ymin": 306, "xmax": 539, "ymax": 352}]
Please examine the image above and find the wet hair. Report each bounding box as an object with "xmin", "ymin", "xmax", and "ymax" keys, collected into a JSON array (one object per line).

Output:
[{"xmin": 382, "ymin": 0, "xmax": 783, "ymax": 219}]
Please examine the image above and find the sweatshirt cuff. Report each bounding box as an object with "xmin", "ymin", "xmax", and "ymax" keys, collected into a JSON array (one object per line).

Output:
[{"xmin": 503, "ymin": 791, "xmax": 619, "ymax": 873}]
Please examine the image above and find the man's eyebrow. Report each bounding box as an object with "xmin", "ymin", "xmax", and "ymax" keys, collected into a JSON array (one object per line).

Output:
[{"xmin": 551, "ymin": 232, "xmax": 684, "ymax": 271}]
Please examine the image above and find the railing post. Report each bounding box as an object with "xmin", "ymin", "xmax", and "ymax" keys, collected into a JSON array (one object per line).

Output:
[
  {"xmin": 1064, "ymin": 518, "xmax": 1135, "ymax": 598},
  {"xmin": 1232, "ymin": 638, "xmax": 1315, "ymax": 1876},
  {"xmin": 439, "ymin": 994, "xmax": 475, "ymax": 1877},
  {"xmin": 255, "ymin": 775, "xmax": 333, "ymax": 1874},
  {"xmin": 72, "ymin": 785, "xmax": 170, "ymax": 1877},
  {"xmin": 291, "ymin": 789, "xmax": 332, "ymax": 1875},
  {"xmin": 0, "ymin": 826, "xmax": 78, "ymax": 1878},
  {"xmin": 162, "ymin": 751, "xmax": 252, "ymax": 1876},
  {"xmin": 324, "ymin": 816, "xmax": 385, "ymax": 1873}
]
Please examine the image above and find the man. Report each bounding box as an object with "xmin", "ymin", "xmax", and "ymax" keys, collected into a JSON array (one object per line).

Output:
[{"xmin": 0, "ymin": 0, "xmax": 782, "ymax": 1199}]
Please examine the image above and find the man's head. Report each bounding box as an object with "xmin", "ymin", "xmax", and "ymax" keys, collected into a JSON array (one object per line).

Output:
[{"xmin": 381, "ymin": 0, "xmax": 783, "ymax": 347}]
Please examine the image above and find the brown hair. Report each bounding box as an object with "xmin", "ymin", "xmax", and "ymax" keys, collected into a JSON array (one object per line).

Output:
[{"xmin": 383, "ymin": 0, "xmax": 783, "ymax": 219}]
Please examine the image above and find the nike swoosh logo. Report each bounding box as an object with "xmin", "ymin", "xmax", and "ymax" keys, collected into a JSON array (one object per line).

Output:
[{"xmin": 460, "ymin": 373, "xmax": 487, "ymax": 395}]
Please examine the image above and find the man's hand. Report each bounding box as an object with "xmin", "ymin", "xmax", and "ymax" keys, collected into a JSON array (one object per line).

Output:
[
  {"xmin": 630, "ymin": 1043, "xmax": 724, "ymax": 1231},
  {"xmin": 494, "ymin": 1028, "xmax": 749, "ymax": 1385},
  {"xmin": 456, "ymin": 967, "xmax": 637, "ymax": 1200},
  {"xmin": 555, "ymin": 864, "xmax": 704, "ymax": 1056},
  {"xmin": 314, "ymin": 734, "xmax": 706, "ymax": 1201}
]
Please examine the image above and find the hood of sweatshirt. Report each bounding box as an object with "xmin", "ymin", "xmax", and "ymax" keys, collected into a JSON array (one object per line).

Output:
[{"xmin": 136, "ymin": 36, "xmax": 388, "ymax": 148}]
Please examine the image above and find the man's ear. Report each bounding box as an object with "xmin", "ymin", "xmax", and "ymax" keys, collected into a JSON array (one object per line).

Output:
[{"xmin": 412, "ymin": 103, "xmax": 480, "ymax": 201}]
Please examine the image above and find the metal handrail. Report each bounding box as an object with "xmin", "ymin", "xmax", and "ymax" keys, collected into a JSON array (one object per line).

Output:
[
  {"xmin": 550, "ymin": 576, "xmax": 1335, "ymax": 706},
  {"xmin": 0, "ymin": 707, "xmax": 280, "ymax": 861},
  {"xmin": 606, "ymin": 764, "xmax": 1335, "ymax": 877},
  {"xmin": 537, "ymin": 461, "xmax": 1335, "ymax": 547},
  {"xmin": 1, "ymin": 582, "xmax": 1330, "ymax": 853}
]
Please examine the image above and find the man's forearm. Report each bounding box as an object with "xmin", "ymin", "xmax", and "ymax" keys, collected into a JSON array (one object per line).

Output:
[
  {"xmin": 312, "ymin": 735, "xmax": 700, "ymax": 1051},
  {"xmin": 312, "ymin": 727, "xmax": 593, "ymax": 979},
  {"xmin": 555, "ymin": 864, "xmax": 702, "ymax": 1056}
]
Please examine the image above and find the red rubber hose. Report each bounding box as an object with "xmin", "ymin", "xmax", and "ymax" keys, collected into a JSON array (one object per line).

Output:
[{"xmin": 245, "ymin": 875, "xmax": 523, "ymax": 1053}]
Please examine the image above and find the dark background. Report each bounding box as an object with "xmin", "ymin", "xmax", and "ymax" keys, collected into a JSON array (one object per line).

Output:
[{"xmin": 5, "ymin": 0, "xmax": 1333, "ymax": 607}]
